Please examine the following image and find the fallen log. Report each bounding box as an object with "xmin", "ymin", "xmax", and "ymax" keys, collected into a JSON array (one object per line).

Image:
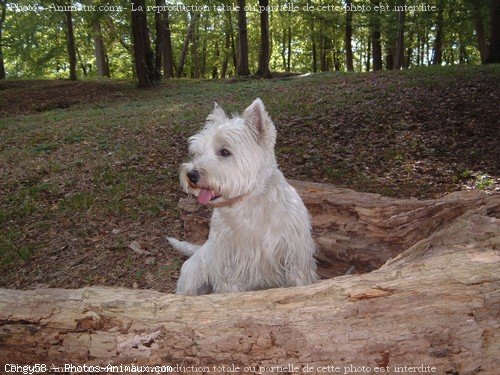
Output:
[
  {"xmin": 179, "ymin": 180, "xmax": 497, "ymax": 278},
  {"xmin": 0, "ymin": 184, "xmax": 499, "ymax": 374}
]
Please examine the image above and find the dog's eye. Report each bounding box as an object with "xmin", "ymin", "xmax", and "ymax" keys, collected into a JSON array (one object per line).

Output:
[{"xmin": 219, "ymin": 149, "xmax": 231, "ymax": 157}]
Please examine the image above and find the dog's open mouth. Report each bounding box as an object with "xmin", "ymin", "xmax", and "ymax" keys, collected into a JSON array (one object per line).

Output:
[{"xmin": 198, "ymin": 189, "xmax": 222, "ymax": 205}]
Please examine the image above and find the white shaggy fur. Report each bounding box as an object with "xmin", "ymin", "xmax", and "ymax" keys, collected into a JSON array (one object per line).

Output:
[{"xmin": 168, "ymin": 98, "xmax": 318, "ymax": 295}]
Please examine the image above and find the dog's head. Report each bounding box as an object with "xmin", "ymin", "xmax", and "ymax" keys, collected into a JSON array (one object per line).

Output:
[{"xmin": 179, "ymin": 98, "xmax": 277, "ymax": 207}]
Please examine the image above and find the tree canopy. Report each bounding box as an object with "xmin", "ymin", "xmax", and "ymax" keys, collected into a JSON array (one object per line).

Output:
[{"xmin": 0, "ymin": 0, "xmax": 495, "ymax": 83}]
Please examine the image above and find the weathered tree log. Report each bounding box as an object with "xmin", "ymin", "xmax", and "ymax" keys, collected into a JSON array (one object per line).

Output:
[
  {"xmin": 179, "ymin": 180, "xmax": 497, "ymax": 278},
  {"xmin": 0, "ymin": 184, "xmax": 499, "ymax": 374}
]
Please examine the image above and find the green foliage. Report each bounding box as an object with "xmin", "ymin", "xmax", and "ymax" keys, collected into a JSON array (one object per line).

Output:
[{"xmin": 0, "ymin": 0, "xmax": 487, "ymax": 79}]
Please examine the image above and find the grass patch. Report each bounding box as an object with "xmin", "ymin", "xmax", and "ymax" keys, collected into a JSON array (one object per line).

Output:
[{"xmin": 0, "ymin": 230, "xmax": 34, "ymax": 266}]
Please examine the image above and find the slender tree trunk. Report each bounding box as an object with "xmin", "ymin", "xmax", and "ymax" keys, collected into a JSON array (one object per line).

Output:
[
  {"xmin": 0, "ymin": 1, "xmax": 6, "ymax": 79},
  {"xmin": 212, "ymin": 41, "xmax": 219, "ymax": 79},
  {"xmin": 394, "ymin": 3, "xmax": 405, "ymax": 69},
  {"xmin": 319, "ymin": 21, "xmax": 324, "ymax": 71},
  {"xmin": 320, "ymin": 33, "xmax": 327, "ymax": 71},
  {"xmin": 221, "ymin": 16, "xmax": 231, "ymax": 78},
  {"xmin": 385, "ymin": 46, "xmax": 394, "ymax": 70},
  {"xmin": 287, "ymin": 26, "xmax": 291, "ymax": 72},
  {"xmin": 334, "ymin": 49, "xmax": 341, "ymax": 71},
  {"xmin": 366, "ymin": 36, "xmax": 371, "ymax": 71},
  {"xmin": 307, "ymin": 0, "xmax": 317, "ymax": 73},
  {"xmin": 93, "ymin": 19, "xmax": 110, "ymax": 77},
  {"xmin": 201, "ymin": 28, "xmax": 207, "ymax": 77},
  {"xmin": 201, "ymin": 15, "xmax": 209, "ymax": 77},
  {"xmin": 237, "ymin": 0, "xmax": 250, "ymax": 76},
  {"xmin": 423, "ymin": 29, "xmax": 428, "ymax": 64},
  {"xmin": 228, "ymin": 11, "xmax": 237, "ymax": 73},
  {"xmin": 345, "ymin": 0, "xmax": 354, "ymax": 71},
  {"xmin": 472, "ymin": 0, "xmax": 489, "ymax": 63},
  {"xmin": 131, "ymin": 0, "xmax": 159, "ymax": 87},
  {"xmin": 416, "ymin": 33, "xmax": 421, "ymax": 65},
  {"xmin": 177, "ymin": 12, "xmax": 198, "ymax": 78},
  {"xmin": 162, "ymin": 8, "xmax": 175, "ymax": 78},
  {"xmin": 190, "ymin": 16, "xmax": 200, "ymax": 79},
  {"xmin": 371, "ymin": 0, "xmax": 382, "ymax": 71},
  {"xmin": 154, "ymin": 0, "xmax": 162, "ymax": 76},
  {"xmin": 405, "ymin": 30, "xmax": 413, "ymax": 68},
  {"xmin": 76, "ymin": 48, "xmax": 87, "ymax": 76},
  {"xmin": 256, "ymin": 0, "xmax": 271, "ymax": 77},
  {"xmin": 65, "ymin": 5, "xmax": 77, "ymax": 80},
  {"xmin": 458, "ymin": 31, "xmax": 466, "ymax": 64},
  {"xmin": 311, "ymin": 33, "xmax": 317, "ymax": 73},
  {"xmin": 281, "ymin": 28, "xmax": 287, "ymax": 70},
  {"xmin": 485, "ymin": 0, "xmax": 500, "ymax": 63},
  {"xmin": 432, "ymin": 0, "xmax": 444, "ymax": 65}
]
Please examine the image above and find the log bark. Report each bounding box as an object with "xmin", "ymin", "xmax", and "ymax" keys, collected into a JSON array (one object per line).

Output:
[
  {"xmin": 0, "ymin": 183, "xmax": 499, "ymax": 373},
  {"xmin": 179, "ymin": 180, "xmax": 497, "ymax": 278}
]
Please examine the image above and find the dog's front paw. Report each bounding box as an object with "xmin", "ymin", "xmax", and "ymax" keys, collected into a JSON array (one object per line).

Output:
[{"xmin": 176, "ymin": 257, "xmax": 211, "ymax": 296}]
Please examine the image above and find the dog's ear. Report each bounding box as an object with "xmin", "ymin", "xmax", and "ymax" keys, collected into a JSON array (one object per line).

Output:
[
  {"xmin": 206, "ymin": 102, "xmax": 226, "ymax": 126},
  {"xmin": 243, "ymin": 99, "xmax": 276, "ymax": 146}
]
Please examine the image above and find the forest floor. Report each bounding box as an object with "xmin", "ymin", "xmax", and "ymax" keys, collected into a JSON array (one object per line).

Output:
[{"xmin": 1, "ymin": 65, "xmax": 499, "ymax": 292}]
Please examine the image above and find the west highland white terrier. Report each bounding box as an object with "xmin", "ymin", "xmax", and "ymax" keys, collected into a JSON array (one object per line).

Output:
[{"xmin": 168, "ymin": 98, "xmax": 318, "ymax": 295}]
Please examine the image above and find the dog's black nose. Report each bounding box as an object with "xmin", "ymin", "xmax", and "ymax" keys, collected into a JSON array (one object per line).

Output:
[{"xmin": 187, "ymin": 169, "xmax": 200, "ymax": 184}]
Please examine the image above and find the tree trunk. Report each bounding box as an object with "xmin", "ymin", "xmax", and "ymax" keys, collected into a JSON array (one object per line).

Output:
[
  {"xmin": 131, "ymin": 0, "xmax": 159, "ymax": 87},
  {"xmin": 424, "ymin": 29, "xmax": 429, "ymax": 64},
  {"xmin": 459, "ymin": 31, "xmax": 467, "ymax": 64},
  {"xmin": 432, "ymin": 0, "xmax": 444, "ymax": 65},
  {"xmin": 154, "ymin": 0, "xmax": 163, "ymax": 76},
  {"xmin": 485, "ymin": 0, "xmax": 500, "ymax": 64},
  {"xmin": 281, "ymin": 28, "xmax": 287, "ymax": 70},
  {"xmin": 1, "ymin": 182, "xmax": 498, "ymax": 372},
  {"xmin": 256, "ymin": 0, "xmax": 271, "ymax": 77},
  {"xmin": 366, "ymin": 36, "xmax": 371, "ymax": 71},
  {"xmin": 345, "ymin": 0, "xmax": 354, "ymax": 71},
  {"xmin": 176, "ymin": 12, "xmax": 198, "ymax": 78},
  {"xmin": 472, "ymin": 0, "xmax": 489, "ymax": 63},
  {"xmin": 153, "ymin": 0, "xmax": 174, "ymax": 78},
  {"xmin": 65, "ymin": 6, "xmax": 77, "ymax": 81},
  {"xmin": 93, "ymin": 19, "xmax": 110, "ymax": 78},
  {"xmin": 416, "ymin": 33, "xmax": 421, "ymax": 65},
  {"xmin": 307, "ymin": 0, "xmax": 317, "ymax": 72},
  {"xmin": 229, "ymin": 12, "xmax": 237, "ymax": 74},
  {"xmin": 371, "ymin": 0, "xmax": 382, "ymax": 70},
  {"xmin": 385, "ymin": 46, "xmax": 394, "ymax": 70},
  {"xmin": 221, "ymin": 18, "xmax": 231, "ymax": 78},
  {"xmin": 76, "ymin": 48, "xmax": 87, "ymax": 76},
  {"xmin": 0, "ymin": 1, "xmax": 7, "ymax": 79},
  {"xmin": 212, "ymin": 41, "xmax": 219, "ymax": 79},
  {"xmin": 161, "ymin": 8, "xmax": 175, "ymax": 78},
  {"xmin": 287, "ymin": 26, "xmax": 291, "ymax": 72},
  {"xmin": 201, "ymin": 15, "xmax": 208, "ymax": 78},
  {"xmin": 190, "ymin": 15, "xmax": 200, "ymax": 79},
  {"xmin": 237, "ymin": 0, "xmax": 250, "ymax": 76},
  {"xmin": 393, "ymin": 3, "xmax": 405, "ymax": 70}
]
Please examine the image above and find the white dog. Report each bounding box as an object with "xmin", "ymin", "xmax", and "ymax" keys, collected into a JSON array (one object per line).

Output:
[{"xmin": 168, "ymin": 98, "xmax": 317, "ymax": 295}]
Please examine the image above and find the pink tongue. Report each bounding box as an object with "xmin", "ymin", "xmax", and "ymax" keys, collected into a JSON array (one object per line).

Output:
[{"xmin": 198, "ymin": 189, "xmax": 214, "ymax": 205}]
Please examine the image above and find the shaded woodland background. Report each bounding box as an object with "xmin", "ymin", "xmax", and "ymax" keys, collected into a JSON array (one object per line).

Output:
[{"xmin": 0, "ymin": 0, "xmax": 499, "ymax": 85}]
